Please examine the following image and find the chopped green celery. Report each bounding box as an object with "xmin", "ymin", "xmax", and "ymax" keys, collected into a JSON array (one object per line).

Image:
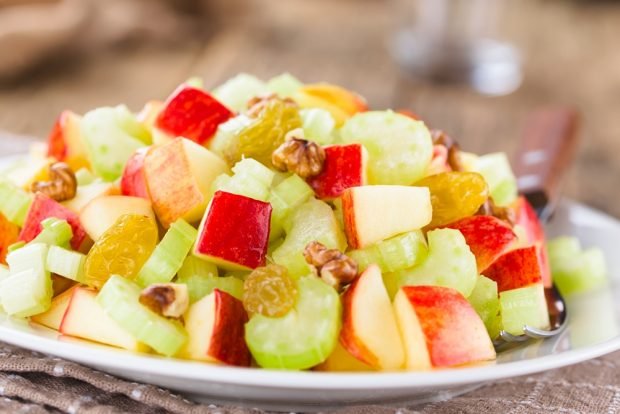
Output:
[
  {"xmin": 272, "ymin": 199, "xmax": 346, "ymax": 278},
  {"xmin": 208, "ymin": 115, "xmax": 253, "ymax": 159},
  {"xmin": 211, "ymin": 158, "xmax": 275, "ymax": 202},
  {"xmin": 136, "ymin": 219, "xmax": 198, "ymax": 287},
  {"xmin": 8, "ymin": 241, "xmax": 25, "ymax": 253},
  {"xmin": 245, "ymin": 276, "xmax": 341, "ymax": 369},
  {"xmin": 267, "ymin": 174, "xmax": 314, "ymax": 241},
  {"xmin": 331, "ymin": 198, "xmax": 345, "ymax": 231},
  {"xmin": 500, "ymin": 284, "xmax": 550, "ymax": 336},
  {"xmin": 548, "ymin": 236, "xmax": 607, "ymax": 296},
  {"xmin": 75, "ymin": 168, "xmax": 97, "ymax": 186},
  {"xmin": 348, "ymin": 231, "xmax": 428, "ymax": 274},
  {"xmin": 177, "ymin": 274, "xmax": 244, "ymax": 303},
  {"xmin": 222, "ymin": 269, "xmax": 251, "ymax": 280},
  {"xmin": 2, "ymin": 243, "xmax": 52, "ymax": 317},
  {"xmin": 0, "ymin": 181, "xmax": 33, "ymax": 226},
  {"xmin": 30, "ymin": 218, "xmax": 73, "ymax": 248},
  {"xmin": 468, "ymin": 276, "xmax": 501, "ymax": 339},
  {"xmin": 300, "ymin": 108, "xmax": 336, "ymax": 145},
  {"xmin": 184, "ymin": 76, "xmax": 204, "ymax": 89},
  {"xmin": 388, "ymin": 228, "xmax": 478, "ymax": 297},
  {"xmin": 473, "ymin": 152, "xmax": 517, "ymax": 206},
  {"xmin": 177, "ymin": 255, "xmax": 218, "ymax": 280},
  {"xmin": 213, "ymin": 73, "xmax": 270, "ymax": 112},
  {"xmin": 97, "ymin": 275, "xmax": 187, "ymax": 356},
  {"xmin": 80, "ymin": 106, "xmax": 148, "ymax": 182},
  {"xmin": 46, "ymin": 245, "xmax": 86, "ymax": 283},
  {"xmin": 267, "ymin": 73, "xmax": 303, "ymax": 98}
]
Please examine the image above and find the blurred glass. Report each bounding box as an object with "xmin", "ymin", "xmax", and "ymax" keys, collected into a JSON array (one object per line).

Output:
[{"xmin": 390, "ymin": 0, "xmax": 522, "ymax": 95}]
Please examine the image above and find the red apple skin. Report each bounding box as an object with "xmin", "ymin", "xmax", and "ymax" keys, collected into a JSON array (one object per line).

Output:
[
  {"xmin": 19, "ymin": 193, "xmax": 89, "ymax": 251},
  {"xmin": 513, "ymin": 196, "xmax": 551, "ymax": 287},
  {"xmin": 120, "ymin": 148, "xmax": 150, "ymax": 199},
  {"xmin": 339, "ymin": 274, "xmax": 379, "ymax": 368},
  {"xmin": 482, "ymin": 246, "xmax": 542, "ymax": 292},
  {"xmin": 400, "ymin": 285, "xmax": 495, "ymax": 368},
  {"xmin": 341, "ymin": 189, "xmax": 361, "ymax": 249},
  {"xmin": 195, "ymin": 191, "xmax": 272, "ymax": 269},
  {"xmin": 155, "ymin": 86, "xmax": 233, "ymax": 145},
  {"xmin": 308, "ymin": 144, "xmax": 366, "ymax": 200},
  {"xmin": 46, "ymin": 110, "xmax": 89, "ymax": 171},
  {"xmin": 0, "ymin": 212, "xmax": 20, "ymax": 264},
  {"xmin": 444, "ymin": 215, "xmax": 517, "ymax": 273},
  {"xmin": 47, "ymin": 111, "xmax": 68, "ymax": 161},
  {"xmin": 208, "ymin": 289, "xmax": 251, "ymax": 367}
]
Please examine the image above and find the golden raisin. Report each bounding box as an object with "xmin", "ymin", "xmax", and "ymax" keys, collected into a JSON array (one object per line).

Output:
[{"xmin": 243, "ymin": 264, "xmax": 297, "ymax": 317}]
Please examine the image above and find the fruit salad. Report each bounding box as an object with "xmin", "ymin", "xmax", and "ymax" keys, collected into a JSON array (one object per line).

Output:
[{"xmin": 0, "ymin": 73, "xmax": 607, "ymax": 371}]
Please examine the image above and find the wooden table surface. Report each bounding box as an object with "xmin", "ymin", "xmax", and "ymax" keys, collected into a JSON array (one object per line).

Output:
[{"xmin": 0, "ymin": 0, "xmax": 618, "ymax": 216}]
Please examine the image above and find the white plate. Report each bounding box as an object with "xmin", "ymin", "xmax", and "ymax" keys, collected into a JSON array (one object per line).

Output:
[{"xmin": 0, "ymin": 179, "xmax": 619, "ymax": 411}]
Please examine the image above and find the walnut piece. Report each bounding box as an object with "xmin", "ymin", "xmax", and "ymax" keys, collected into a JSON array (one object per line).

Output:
[
  {"xmin": 139, "ymin": 283, "xmax": 189, "ymax": 318},
  {"xmin": 431, "ymin": 129, "xmax": 464, "ymax": 172},
  {"xmin": 303, "ymin": 241, "xmax": 358, "ymax": 290},
  {"xmin": 272, "ymin": 137, "xmax": 326, "ymax": 178},
  {"xmin": 31, "ymin": 162, "xmax": 77, "ymax": 202},
  {"xmin": 476, "ymin": 197, "xmax": 516, "ymax": 226}
]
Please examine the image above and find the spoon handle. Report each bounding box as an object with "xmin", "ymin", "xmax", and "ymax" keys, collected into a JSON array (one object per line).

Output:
[{"xmin": 512, "ymin": 108, "xmax": 580, "ymax": 219}]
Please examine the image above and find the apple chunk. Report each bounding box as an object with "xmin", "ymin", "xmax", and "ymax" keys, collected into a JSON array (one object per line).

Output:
[
  {"xmin": 445, "ymin": 215, "xmax": 517, "ymax": 273},
  {"xmin": 180, "ymin": 289, "xmax": 250, "ymax": 366},
  {"xmin": 342, "ymin": 185, "xmax": 431, "ymax": 249},
  {"xmin": 79, "ymin": 195, "xmax": 155, "ymax": 241},
  {"xmin": 394, "ymin": 286, "xmax": 495, "ymax": 369},
  {"xmin": 144, "ymin": 138, "xmax": 228, "ymax": 227},
  {"xmin": 120, "ymin": 148, "xmax": 150, "ymax": 199},
  {"xmin": 155, "ymin": 85, "xmax": 233, "ymax": 145},
  {"xmin": 513, "ymin": 196, "xmax": 551, "ymax": 287},
  {"xmin": 31, "ymin": 286, "xmax": 78, "ymax": 331},
  {"xmin": 482, "ymin": 246, "xmax": 542, "ymax": 292},
  {"xmin": 340, "ymin": 265, "xmax": 404, "ymax": 370},
  {"xmin": 308, "ymin": 143, "xmax": 368, "ymax": 200},
  {"xmin": 194, "ymin": 191, "xmax": 272, "ymax": 270},
  {"xmin": 60, "ymin": 287, "xmax": 147, "ymax": 352},
  {"xmin": 46, "ymin": 110, "xmax": 90, "ymax": 171},
  {"xmin": 19, "ymin": 193, "xmax": 89, "ymax": 251}
]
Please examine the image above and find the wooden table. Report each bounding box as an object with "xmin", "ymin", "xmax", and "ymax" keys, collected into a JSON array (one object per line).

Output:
[{"xmin": 0, "ymin": 0, "xmax": 618, "ymax": 216}]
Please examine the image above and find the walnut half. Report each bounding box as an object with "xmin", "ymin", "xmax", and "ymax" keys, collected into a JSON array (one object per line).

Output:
[
  {"xmin": 31, "ymin": 162, "xmax": 77, "ymax": 202},
  {"xmin": 303, "ymin": 241, "xmax": 358, "ymax": 291},
  {"xmin": 139, "ymin": 283, "xmax": 189, "ymax": 318},
  {"xmin": 272, "ymin": 137, "xmax": 326, "ymax": 178}
]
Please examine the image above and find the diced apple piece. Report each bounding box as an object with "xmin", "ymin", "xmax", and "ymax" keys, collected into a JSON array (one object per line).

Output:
[
  {"xmin": 473, "ymin": 152, "xmax": 517, "ymax": 207},
  {"xmin": 0, "ymin": 212, "xmax": 20, "ymax": 264},
  {"xmin": 308, "ymin": 143, "xmax": 368, "ymax": 200},
  {"xmin": 180, "ymin": 289, "xmax": 250, "ymax": 366},
  {"xmin": 120, "ymin": 148, "xmax": 150, "ymax": 199},
  {"xmin": 513, "ymin": 196, "xmax": 551, "ymax": 287},
  {"xmin": 79, "ymin": 195, "xmax": 155, "ymax": 241},
  {"xmin": 342, "ymin": 185, "xmax": 431, "ymax": 249},
  {"xmin": 31, "ymin": 286, "xmax": 78, "ymax": 330},
  {"xmin": 445, "ymin": 215, "xmax": 517, "ymax": 273},
  {"xmin": 293, "ymin": 83, "xmax": 367, "ymax": 126},
  {"xmin": 144, "ymin": 138, "xmax": 228, "ymax": 227},
  {"xmin": 340, "ymin": 265, "xmax": 405, "ymax": 370},
  {"xmin": 155, "ymin": 85, "xmax": 233, "ymax": 145},
  {"xmin": 390, "ymin": 228, "xmax": 478, "ymax": 297},
  {"xmin": 137, "ymin": 100, "xmax": 164, "ymax": 131},
  {"xmin": 194, "ymin": 191, "xmax": 272, "ymax": 270},
  {"xmin": 483, "ymin": 246, "xmax": 542, "ymax": 293},
  {"xmin": 394, "ymin": 286, "xmax": 495, "ymax": 369},
  {"xmin": 499, "ymin": 284, "xmax": 550, "ymax": 336},
  {"xmin": 20, "ymin": 193, "xmax": 89, "ymax": 251},
  {"xmin": 62, "ymin": 182, "xmax": 120, "ymax": 214},
  {"xmin": 46, "ymin": 110, "xmax": 90, "ymax": 171},
  {"xmin": 316, "ymin": 342, "xmax": 373, "ymax": 372},
  {"xmin": 60, "ymin": 288, "xmax": 147, "ymax": 351}
]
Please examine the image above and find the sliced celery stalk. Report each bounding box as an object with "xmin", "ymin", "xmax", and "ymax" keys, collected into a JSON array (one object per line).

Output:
[
  {"xmin": 177, "ymin": 255, "xmax": 218, "ymax": 280},
  {"xmin": 473, "ymin": 152, "xmax": 517, "ymax": 207},
  {"xmin": 213, "ymin": 73, "xmax": 270, "ymax": 112},
  {"xmin": 500, "ymin": 284, "xmax": 550, "ymax": 336},
  {"xmin": 136, "ymin": 219, "xmax": 198, "ymax": 287},
  {"xmin": 211, "ymin": 158, "xmax": 275, "ymax": 202},
  {"xmin": 300, "ymin": 108, "xmax": 336, "ymax": 145},
  {"xmin": 0, "ymin": 181, "xmax": 33, "ymax": 226},
  {"xmin": 97, "ymin": 275, "xmax": 187, "ymax": 356},
  {"xmin": 268, "ymin": 174, "xmax": 314, "ymax": 241},
  {"xmin": 75, "ymin": 168, "xmax": 97, "ymax": 186},
  {"xmin": 468, "ymin": 275, "xmax": 501, "ymax": 339},
  {"xmin": 267, "ymin": 73, "xmax": 303, "ymax": 98},
  {"xmin": 348, "ymin": 231, "xmax": 428, "ymax": 273},
  {"xmin": 46, "ymin": 245, "xmax": 86, "ymax": 283},
  {"xmin": 177, "ymin": 274, "xmax": 243, "ymax": 303},
  {"xmin": 30, "ymin": 218, "xmax": 73, "ymax": 248}
]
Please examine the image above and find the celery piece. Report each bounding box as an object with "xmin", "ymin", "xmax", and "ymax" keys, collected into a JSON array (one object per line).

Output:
[
  {"xmin": 213, "ymin": 73, "xmax": 270, "ymax": 112},
  {"xmin": 30, "ymin": 218, "xmax": 73, "ymax": 248},
  {"xmin": 468, "ymin": 276, "xmax": 501, "ymax": 339},
  {"xmin": 184, "ymin": 76, "xmax": 204, "ymax": 89},
  {"xmin": 0, "ymin": 181, "xmax": 33, "ymax": 226},
  {"xmin": 300, "ymin": 108, "xmax": 336, "ymax": 145},
  {"xmin": 349, "ymin": 231, "xmax": 428, "ymax": 274},
  {"xmin": 267, "ymin": 73, "xmax": 303, "ymax": 98},
  {"xmin": 267, "ymin": 174, "xmax": 314, "ymax": 241},
  {"xmin": 211, "ymin": 158, "xmax": 275, "ymax": 202},
  {"xmin": 500, "ymin": 284, "xmax": 550, "ymax": 336},
  {"xmin": 46, "ymin": 245, "xmax": 86, "ymax": 283},
  {"xmin": 97, "ymin": 275, "xmax": 187, "ymax": 356},
  {"xmin": 177, "ymin": 255, "xmax": 218, "ymax": 280},
  {"xmin": 136, "ymin": 219, "xmax": 198, "ymax": 287},
  {"xmin": 474, "ymin": 152, "xmax": 518, "ymax": 207},
  {"xmin": 8, "ymin": 241, "xmax": 25, "ymax": 253},
  {"xmin": 177, "ymin": 274, "xmax": 244, "ymax": 303},
  {"xmin": 75, "ymin": 168, "xmax": 97, "ymax": 186}
]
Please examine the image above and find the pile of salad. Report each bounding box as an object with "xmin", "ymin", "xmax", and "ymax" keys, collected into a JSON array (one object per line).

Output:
[{"xmin": 0, "ymin": 73, "xmax": 607, "ymax": 371}]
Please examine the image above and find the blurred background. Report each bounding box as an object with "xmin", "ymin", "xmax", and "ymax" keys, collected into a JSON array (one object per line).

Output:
[{"xmin": 0, "ymin": 0, "xmax": 618, "ymax": 216}]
